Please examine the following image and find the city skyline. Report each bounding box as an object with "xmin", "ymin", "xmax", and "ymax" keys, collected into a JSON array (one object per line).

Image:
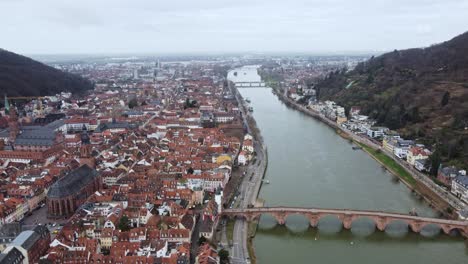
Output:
[{"xmin": 1, "ymin": 0, "xmax": 468, "ymax": 55}]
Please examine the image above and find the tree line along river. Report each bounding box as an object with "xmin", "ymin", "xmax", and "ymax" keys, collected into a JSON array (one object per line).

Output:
[{"xmin": 237, "ymin": 85, "xmax": 467, "ymax": 264}]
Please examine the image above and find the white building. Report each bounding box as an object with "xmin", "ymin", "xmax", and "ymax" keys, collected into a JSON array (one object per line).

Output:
[
  {"xmin": 238, "ymin": 151, "xmax": 248, "ymax": 166},
  {"xmin": 366, "ymin": 127, "xmax": 388, "ymax": 138},
  {"xmin": 451, "ymin": 174, "xmax": 468, "ymax": 203}
]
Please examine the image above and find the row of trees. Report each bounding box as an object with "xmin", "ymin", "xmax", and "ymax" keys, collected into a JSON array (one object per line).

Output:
[{"xmin": 128, "ymin": 98, "xmax": 148, "ymax": 109}]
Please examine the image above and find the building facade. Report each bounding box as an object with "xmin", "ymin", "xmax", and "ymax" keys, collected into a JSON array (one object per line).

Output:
[{"xmin": 47, "ymin": 165, "xmax": 101, "ymax": 218}]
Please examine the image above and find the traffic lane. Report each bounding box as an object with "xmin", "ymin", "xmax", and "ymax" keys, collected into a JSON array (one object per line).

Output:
[{"xmin": 233, "ymin": 221, "xmax": 245, "ymax": 259}]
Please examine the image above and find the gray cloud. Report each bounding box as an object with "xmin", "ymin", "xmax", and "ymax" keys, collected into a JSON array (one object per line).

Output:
[{"xmin": 0, "ymin": 0, "xmax": 467, "ymax": 54}]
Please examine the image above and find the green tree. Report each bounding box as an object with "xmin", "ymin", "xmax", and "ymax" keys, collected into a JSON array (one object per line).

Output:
[
  {"xmin": 410, "ymin": 107, "xmax": 421, "ymax": 122},
  {"xmin": 427, "ymin": 149, "xmax": 441, "ymax": 176},
  {"xmin": 219, "ymin": 249, "xmax": 230, "ymax": 264},
  {"xmin": 198, "ymin": 236, "xmax": 207, "ymax": 245},
  {"xmin": 118, "ymin": 215, "xmax": 131, "ymax": 231},
  {"xmin": 128, "ymin": 98, "xmax": 138, "ymax": 109},
  {"xmin": 441, "ymin": 91, "xmax": 450, "ymax": 107},
  {"xmin": 446, "ymin": 207, "xmax": 453, "ymax": 214}
]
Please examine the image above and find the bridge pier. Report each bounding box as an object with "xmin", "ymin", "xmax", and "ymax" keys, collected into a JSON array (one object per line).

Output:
[
  {"xmin": 409, "ymin": 221, "xmax": 423, "ymax": 233},
  {"xmin": 341, "ymin": 214, "xmax": 354, "ymax": 230},
  {"xmin": 272, "ymin": 212, "xmax": 287, "ymax": 225},
  {"xmin": 441, "ymin": 224, "xmax": 453, "ymax": 235},
  {"xmin": 375, "ymin": 216, "xmax": 388, "ymax": 231},
  {"xmin": 245, "ymin": 213, "xmax": 260, "ymax": 222},
  {"xmin": 305, "ymin": 213, "xmax": 320, "ymax": 227}
]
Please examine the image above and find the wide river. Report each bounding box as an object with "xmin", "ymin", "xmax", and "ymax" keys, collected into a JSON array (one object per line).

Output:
[{"xmin": 235, "ymin": 69, "xmax": 467, "ymax": 264}]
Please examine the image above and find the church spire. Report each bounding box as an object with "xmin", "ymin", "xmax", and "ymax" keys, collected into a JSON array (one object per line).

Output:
[
  {"xmin": 8, "ymin": 107, "xmax": 19, "ymax": 143},
  {"xmin": 4, "ymin": 94, "xmax": 10, "ymax": 114}
]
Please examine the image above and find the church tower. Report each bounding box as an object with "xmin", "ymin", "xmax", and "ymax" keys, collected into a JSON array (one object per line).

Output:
[
  {"xmin": 80, "ymin": 144, "xmax": 91, "ymax": 158},
  {"xmin": 3, "ymin": 95, "xmax": 10, "ymax": 114},
  {"xmin": 8, "ymin": 108, "xmax": 19, "ymax": 143},
  {"xmin": 79, "ymin": 144, "xmax": 95, "ymax": 168}
]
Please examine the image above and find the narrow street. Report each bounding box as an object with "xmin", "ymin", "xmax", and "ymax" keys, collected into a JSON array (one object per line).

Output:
[{"xmin": 190, "ymin": 214, "xmax": 201, "ymax": 264}]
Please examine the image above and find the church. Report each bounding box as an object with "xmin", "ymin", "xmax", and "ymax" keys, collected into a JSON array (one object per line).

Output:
[
  {"xmin": 47, "ymin": 164, "xmax": 101, "ymax": 218},
  {"xmin": 0, "ymin": 108, "xmax": 64, "ymax": 163}
]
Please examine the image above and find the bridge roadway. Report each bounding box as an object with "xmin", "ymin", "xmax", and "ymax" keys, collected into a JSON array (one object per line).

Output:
[{"xmin": 222, "ymin": 207, "xmax": 468, "ymax": 237}]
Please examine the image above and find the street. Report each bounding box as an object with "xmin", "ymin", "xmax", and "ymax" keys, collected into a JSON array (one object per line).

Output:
[
  {"xmin": 228, "ymin": 82, "xmax": 267, "ymax": 264},
  {"xmin": 231, "ymin": 141, "xmax": 264, "ymax": 264}
]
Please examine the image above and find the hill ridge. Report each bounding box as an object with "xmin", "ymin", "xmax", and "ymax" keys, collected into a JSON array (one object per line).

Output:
[{"xmin": 0, "ymin": 49, "xmax": 93, "ymax": 99}]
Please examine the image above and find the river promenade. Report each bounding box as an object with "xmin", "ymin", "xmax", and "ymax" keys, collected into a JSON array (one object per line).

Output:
[{"xmin": 227, "ymin": 80, "xmax": 268, "ymax": 264}]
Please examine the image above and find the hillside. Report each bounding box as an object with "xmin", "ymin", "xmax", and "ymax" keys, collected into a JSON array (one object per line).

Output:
[
  {"xmin": 315, "ymin": 31, "xmax": 468, "ymax": 168},
  {"xmin": 0, "ymin": 49, "xmax": 93, "ymax": 99}
]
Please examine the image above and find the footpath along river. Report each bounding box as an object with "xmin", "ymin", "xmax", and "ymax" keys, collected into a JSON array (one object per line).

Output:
[{"xmin": 235, "ymin": 70, "xmax": 467, "ymax": 263}]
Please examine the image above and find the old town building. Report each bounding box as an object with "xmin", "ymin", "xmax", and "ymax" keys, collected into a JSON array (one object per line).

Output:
[
  {"xmin": 47, "ymin": 165, "xmax": 101, "ymax": 218},
  {"xmin": 3, "ymin": 225, "xmax": 50, "ymax": 264},
  {"xmin": 0, "ymin": 108, "xmax": 64, "ymax": 163}
]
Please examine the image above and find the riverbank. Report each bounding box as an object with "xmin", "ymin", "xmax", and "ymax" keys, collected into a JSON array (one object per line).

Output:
[
  {"xmin": 356, "ymin": 140, "xmax": 455, "ymax": 215},
  {"xmin": 272, "ymin": 88, "xmax": 457, "ymax": 216},
  {"xmin": 356, "ymin": 142, "xmax": 416, "ymax": 187}
]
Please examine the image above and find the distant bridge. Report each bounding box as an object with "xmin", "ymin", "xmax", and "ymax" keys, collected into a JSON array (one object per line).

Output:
[
  {"xmin": 222, "ymin": 207, "xmax": 468, "ymax": 237},
  {"xmin": 233, "ymin": 82, "xmax": 266, "ymax": 88}
]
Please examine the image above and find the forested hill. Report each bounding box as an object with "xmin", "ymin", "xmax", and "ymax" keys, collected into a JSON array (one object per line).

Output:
[
  {"xmin": 315, "ymin": 31, "xmax": 468, "ymax": 168},
  {"xmin": 0, "ymin": 49, "xmax": 93, "ymax": 98}
]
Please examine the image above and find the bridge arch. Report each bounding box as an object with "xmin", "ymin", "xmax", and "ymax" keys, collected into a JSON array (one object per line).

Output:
[
  {"xmin": 283, "ymin": 213, "xmax": 310, "ymax": 232},
  {"xmin": 441, "ymin": 225, "xmax": 466, "ymax": 237},
  {"xmin": 384, "ymin": 219, "xmax": 410, "ymax": 237},
  {"xmin": 420, "ymin": 223, "xmax": 443, "ymax": 237},
  {"xmin": 348, "ymin": 216, "xmax": 378, "ymax": 235},
  {"xmin": 316, "ymin": 214, "xmax": 344, "ymax": 233}
]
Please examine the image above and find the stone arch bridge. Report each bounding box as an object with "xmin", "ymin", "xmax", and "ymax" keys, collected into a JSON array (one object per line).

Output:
[{"xmin": 222, "ymin": 207, "xmax": 468, "ymax": 237}]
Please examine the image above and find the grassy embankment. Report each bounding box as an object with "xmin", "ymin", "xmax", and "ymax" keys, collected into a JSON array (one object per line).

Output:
[
  {"xmin": 226, "ymin": 219, "xmax": 234, "ymax": 242},
  {"xmin": 356, "ymin": 142, "xmax": 417, "ymax": 187},
  {"xmin": 247, "ymin": 222, "xmax": 258, "ymax": 264}
]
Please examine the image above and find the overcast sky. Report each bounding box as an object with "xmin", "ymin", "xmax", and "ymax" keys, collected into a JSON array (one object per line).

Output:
[{"xmin": 1, "ymin": 0, "xmax": 468, "ymax": 55}]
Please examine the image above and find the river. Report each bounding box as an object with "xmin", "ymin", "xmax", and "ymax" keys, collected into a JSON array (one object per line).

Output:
[{"xmin": 232, "ymin": 67, "xmax": 468, "ymax": 264}]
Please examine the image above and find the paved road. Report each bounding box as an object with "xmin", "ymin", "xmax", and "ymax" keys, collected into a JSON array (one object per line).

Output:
[{"xmin": 231, "ymin": 141, "xmax": 265, "ymax": 264}]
